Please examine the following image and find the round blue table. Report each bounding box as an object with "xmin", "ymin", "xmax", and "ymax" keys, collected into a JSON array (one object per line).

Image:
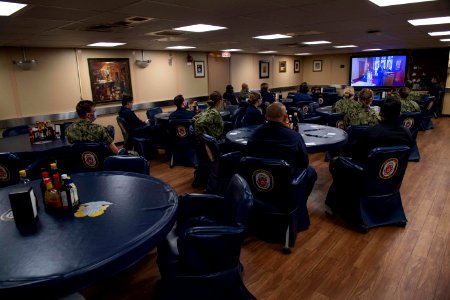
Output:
[{"xmin": 0, "ymin": 171, "xmax": 178, "ymax": 298}]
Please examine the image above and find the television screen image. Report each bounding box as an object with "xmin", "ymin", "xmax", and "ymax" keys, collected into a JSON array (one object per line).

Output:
[{"xmin": 349, "ymin": 55, "xmax": 407, "ymax": 88}]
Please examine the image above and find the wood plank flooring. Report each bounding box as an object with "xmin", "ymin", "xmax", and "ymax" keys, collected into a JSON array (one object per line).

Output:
[{"xmin": 82, "ymin": 117, "xmax": 450, "ymax": 300}]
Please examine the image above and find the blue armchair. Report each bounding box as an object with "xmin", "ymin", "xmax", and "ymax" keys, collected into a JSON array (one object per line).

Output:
[
  {"xmin": 399, "ymin": 112, "xmax": 421, "ymax": 161},
  {"xmin": 104, "ymin": 155, "xmax": 150, "ymax": 175},
  {"xmin": 65, "ymin": 142, "xmax": 112, "ymax": 173},
  {"xmin": 168, "ymin": 119, "xmax": 197, "ymax": 168},
  {"xmin": 156, "ymin": 174, "xmax": 255, "ymax": 300},
  {"xmin": 326, "ymin": 145, "xmax": 410, "ymax": 232},
  {"xmin": 116, "ymin": 116, "xmax": 158, "ymax": 160}
]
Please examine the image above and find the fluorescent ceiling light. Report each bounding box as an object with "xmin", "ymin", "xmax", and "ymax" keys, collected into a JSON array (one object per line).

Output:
[
  {"xmin": 333, "ymin": 45, "xmax": 358, "ymax": 48},
  {"xmin": 174, "ymin": 24, "xmax": 226, "ymax": 32},
  {"xmin": 253, "ymin": 34, "xmax": 292, "ymax": 40},
  {"xmin": 258, "ymin": 51, "xmax": 277, "ymax": 54},
  {"xmin": 87, "ymin": 42, "xmax": 125, "ymax": 47},
  {"xmin": 362, "ymin": 48, "xmax": 382, "ymax": 51},
  {"xmin": 302, "ymin": 41, "xmax": 331, "ymax": 45},
  {"xmin": 408, "ymin": 16, "xmax": 450, "ymax": 26},
  {"xmin": 221, "ymin": 49, "xmax": 243, "ymax": 52},
  {"xmin": 165, "ymin": 46, "xmax": 196, "ymax": 49},
  {"xmin": 428, "ymin": 31, "xmax": 450, "ymax": 36},
  {"xmin": 0, "ymin": 1, "xmax": 27, "ymax": 16},
  {"xmin": 369, "ymin": 0, "xmax": 436, "ymax": 7},
  {"xmin": 440, "ymin": 38, "xmax": 450, "ymax": 42},
  {"xmin": 295, "ymin": 53, "xmax": 311, "ymax": 55}
]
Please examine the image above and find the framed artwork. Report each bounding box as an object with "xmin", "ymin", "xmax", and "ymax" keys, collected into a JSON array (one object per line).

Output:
[
  {"xmin": 87, "ymin": 58, "xmax": 132, "ymax": 104},
  {"xmin": 279, "ymin": 61, "xmax": 286, "ymax": 73},
  {"xmin": 294, "ymin": 60, "xmax": 300, "ymax": 73},
  {"xmin": 259, "ymin": 61, "xmax": 269, "ymax": 78},
  {"xmin": 313, "ymin": 60, "xmax": 323, "ymax": 72},
  {"xmin": 194, "ymin": 61, "xmax": 205, "ymax": 78}
]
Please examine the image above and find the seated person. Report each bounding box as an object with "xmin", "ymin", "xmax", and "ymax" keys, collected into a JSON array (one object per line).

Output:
[
  {"xmin": 66, "ymin": 100, "xmax": 119, "ymax": 154},
  {"xmin": 332, "ymin": 86, "xmax": 357, "ymax": 114},
  {"xmin": 293, "ymin": 82, "xmax": 313, "ymax": 105},
  {"xmin": 118, "ymin": 96, "xmax": 154, "ymax": 138},
  {"xmin": 405, "ymin": 80, "xmax": 421, "ymax": 103},
  {"xmin": 239, "ymin": 83, "xmax": 250, "ymax": 101},
  {"xmin": 193, "ymin": 91, "xmax": 224, "ymax": 141},
  {"xmin": 398, "ymin": 87, "xmax": 420, "ymax": 113},
  {"xmin": 246, "ymin": 102, "xmax": 317, "ymax": 199},
  {"xmin": 243, "ymin": 92, "xmax": 265, "ymax": 126},
  {"xmin": 169, "ymin": 95, "xmax": 196, "ymax": 120},
  {"xmin": 348, "ymin": 96, "xmax": 414, "ymax": 164},
  {"xmin": 260, "ymin": 82, "xmax": 275, "ymax": 105},
  {"xmin": 344, "ymin": 88, "xmax": 380, "ymax": 128},
  {"xmin": 223, "ymin": 85, "xmax": 238, "ymax": 105}
]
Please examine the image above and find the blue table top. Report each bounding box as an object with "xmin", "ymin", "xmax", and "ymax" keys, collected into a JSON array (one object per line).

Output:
[
  {"xmin": 0, "ymin": 171, "xmax": 178, "ymax": 298},
  {"xmin": 0, "ymin": 134, "xmax": 71, "ymax": 159}
]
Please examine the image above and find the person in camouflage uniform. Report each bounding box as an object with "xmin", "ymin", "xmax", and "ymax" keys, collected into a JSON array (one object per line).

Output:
[
  {"xmin": 66, "ymin": 100, "xmax": 119, "ymax": 154},
  {"xmin": 344, "ymin": 88, "xmax": 380, "ymax": 128},
  {"xmin": 332, "ymin": 86, "xmax": 358, "ymax": 114},
  {"xmin": 405, "ymin": 80, "xmax": 422, "ymax": 103},
  {"xmin": 399, "ymin": 87, "xmax": 420, "ymax": 113},
  {"xmin": 193, "ymin": 91, "xmax": 224, "ymax": 141},
  {"xmin": 239, "ymin": 83, "xmax": 250, "ymax": 101}
]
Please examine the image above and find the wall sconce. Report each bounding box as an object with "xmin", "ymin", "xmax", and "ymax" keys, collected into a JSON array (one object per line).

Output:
[
  {"xmin": 135, "ymin": 50, "xmax": 151, "ymax": 68},
  {"xmin": 13, "ymin": 48, "xmax": 38, "ymax": 70}
]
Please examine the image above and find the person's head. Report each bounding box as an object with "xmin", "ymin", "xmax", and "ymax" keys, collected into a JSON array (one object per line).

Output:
[
  {"xmin": 207, "ymin": 91, "xmax": 223, "ymax": 108},
  {"xmin": 405, "ymin": 80, "xmax": 414, "ymax": 89},
  {"xmin": 248, "ymin": 91, "xmax": 262, "ymax": 107},
  {"xmin": 225, "ymin": 84, "xmax": 234, "ymax": 93},
  {"xmin": 358, "ymin": 88, "xmax": 373, "ymax": 107},
  {"xmin": 242, "ymin": 83, "xmax": 249, "ymax": 91},
  {"xmin": 260, "ymin": 82, "xmax": 269, "ymax": 92},
  {"xmin": 431, "ymin": 75, "xmax": 440, "ymax": 83},
  {"xmin": 380, "ymin": 95, "xmax": 401, "ymax": 124},
  {"xmin": 121, "ymin": 95, "xmax": 133, "ymax": 107},
  {"xmin": 266, "ymin": 102, "xmax": 287, "ymax": 123},
  {"xmin": 76, "ymin": 100, "xmax": 96, "ymax": 121},
  {"xmin": 173, "ymin": 94, "xmax": 185, "ymax": 108},
  {"xmin": 299, "ymin": 82, "xmax": 309, "ymax": 94},
  {"xmin": 343, "ymin": 86, "xmax": 355, "ymax": 99},
  {"xmin": 398, "ymin": 87, "xmax": 410, "ymax": 99}
]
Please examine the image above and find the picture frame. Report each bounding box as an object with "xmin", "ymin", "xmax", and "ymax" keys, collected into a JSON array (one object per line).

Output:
[
  {"xmin": 294, "ymin": 60, "xmax": 300, "ymax": 73},
  {"xmin": 87, "ymin": 58, "xmax": 132, "ymax": 104},
  {"xmin": 194, "ymin": 61, "xmax": 205, "ymax": 78},
  {"xmin": 313, "ymin": 60, "xmax": 323, "ymax": 72},
  {"xmin": 259, "ymin": 61, "xmax": 269, "ymax": 79},
  {"xmin": 279, "ymin": 61, "xmax": 286, "ymax": 73}
]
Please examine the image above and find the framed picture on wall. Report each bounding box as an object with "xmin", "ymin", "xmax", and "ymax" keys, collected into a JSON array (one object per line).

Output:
[
  {"xmin": 313, "ymin": 60, "xmax": 323, "ymax": 72},
  {"xmin": 194, "ymin": 61, "xmax": 205, "ymax": 78},
  {"xmin": 87, "ymin": 58, "xmax": 132, "ymax": 104},
  {"xmin": 279, "ymin": 61, "xmax": 286, "ymax": 73},
  {"xmin": 294, "ymin": 60, "xmax": 300, "ymax": 73},
  {"xmin": 259, "ymin": 61, "xmax": 269, "ymax": 78}
]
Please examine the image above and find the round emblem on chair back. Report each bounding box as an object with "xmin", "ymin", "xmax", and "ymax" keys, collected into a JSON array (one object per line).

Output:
[
  {"xmin": 318, "ymin": 97, "xmax": 324, "ymax": 105},
  {"xmin": 81, "ymin": 151, "xmax": 99, "ymax": 168},
  {"xmin": 402, "ymin": 118, "xmax": 414, "ymax": 129},
  {"xmin": 252, "ymin": 169, "xmax": 274, "ymax": 192},
  {"xmin": 176, "ymin": 125, "xmax": 188, "ymax": 138},
  {"xmin": 379, "ymin": 158, "xmax": 398, "ymax": 180},
  {"xmin": 336, "ymin": 120, "xmax": 344, "ymax": 129},
  {"xmin": 302, "ymin": 105, "xmax": 309, "ymax": 114},
  {"xmin": 0, "ymin": 164, "xmax": 10, "ymax": 181}
]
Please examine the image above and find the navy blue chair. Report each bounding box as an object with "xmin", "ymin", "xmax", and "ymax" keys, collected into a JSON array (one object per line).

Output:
[
  {"xmin": 238, "ymin": 157, "xmax": 310, "ymax": 253},
  {"xmin": 116, "ymin": 116, "xmax": 157, "ymax": 160},
  {"xmin": 197, "ymin": 103, "xmax": 208, "ymax": 111},
  {"xmin": 104, "ymin": 155, "xmax": 150, "ymax": 175},
  {"xmin": 2, "ymin": 125, "xmax": 29, "ymax": 138},
  {"xmin": 326, "ymin": 146, "xmax": 410, "ymax": 232},
  {"xmin": 324, "ymin": 112, "xmax": 346, "ymax": 161},
  {"xmin": 156, "ymin": 174, "xmax": 255, "ymax": 300},
  {"xmin": 146, "ymin": 107, "xmax": 163, "ymax": 126},
  {"xmin": 341, "ymin": 125, "xmax": 370, "ymax": 157},
  {"xmin": 0, "ymin": 152, "xmax": 23, "ymax": 187},
  {"xmin": 399, "ymin": 112, "xmax": 421, "ymax": 161},
  {"xmin": 168, "ymin": 119, "xmax": 197, "ymax": 168},
  {"xmin": 65, "ymin": 142, "xmax": 112, "ymax": 173},
  {"xmin": 419, "ymin": 94, "xmax": 434, "ymax": 130},
  {"xmin": 230, "ymin": 107, "xmax": 247, "ymax": 129}
]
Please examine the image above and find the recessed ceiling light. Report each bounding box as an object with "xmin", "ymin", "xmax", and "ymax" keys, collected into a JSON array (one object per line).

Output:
[
  {"xmin": 87, "ymin": 42, "xmax": 126, "ymax": 47},
  {"xmin": 0, "ymin": 1, "xmax": 27, "ymax": 16},
  {"xmin": 428, "ymin": 30, "xmax": 450, "ymax": 36},
  {"xmin": 253, "ymin": 34, "xmax": 292, "ymax": 40},
  {"xmin": 174, "ymin": 24, "xmax": 226, "ymax": 32},
  {"xmin": 440, "ymin": 38, "xmax": 450, "ymax": 42},
  {"xmin": 408, "ymin": 16, "xmax": 450, "ymax": 26},
  {"xmin": 165, "ymin": 46, "xmax": 196, "ymax": 50},
  {"xmin": 295, "ymin": 53, "xmax": 311, "ymax": 55},
  {"xmin": 302, "ymin": 41, "xmax": 331, "ymax": 45},
  {"xmin": 258, "ymin": 51, "xmax": 277, "ymax": 54},
  {"xmin": 369, "ymin": 0, "xmax": 436, "ymax": 7},
  {"xmin": 362, "ymin": 48, "xmax": 382, "ymax": 51},
  {"xmin": 221, "ymin": 49, "xmax": 243, "ymax": 52},
  {"xmin": 333, "ymin": 45, "xmax": 358, "ymax": 48}
]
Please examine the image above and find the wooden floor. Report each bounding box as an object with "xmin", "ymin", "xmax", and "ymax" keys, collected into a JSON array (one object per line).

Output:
[{"xmin": 82, "ymin": 118, "xmax": 450, "ymax": 300}]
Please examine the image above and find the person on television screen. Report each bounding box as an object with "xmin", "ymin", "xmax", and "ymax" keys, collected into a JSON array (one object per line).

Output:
[
  {"xmin": 398, "ymin": 87, "xmax": 420, "ymax": 113},
  {"xmin": 344, "ymin": 88, "xmax": 380, "ymax": 128},
  {"xmin": 332, "ymin": 86, "xmax": 358, "ymax": 114},
  {"xmin": 377, "ymin": 64, "xmax": 385, "ymax": 86}
]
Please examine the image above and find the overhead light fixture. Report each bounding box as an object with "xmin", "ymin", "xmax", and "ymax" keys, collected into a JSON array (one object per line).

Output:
[
  {"xmin": 428, "ymin": 30, "xmax": 450, "ymax": 36},
  {"xmin": 221, "ymin": 49, "xmax": 243, "ymax": 52},
  {"xmin": 0, "ymin": 1, "xmax": 27, "ymax": 16},
  {"xmin": 174, "ymin": 24, "xmax": 226, "ymax": 32},
  {"xmin": 408, "ymin": 16, "xmax": 450, "ymax": 26},
  {"xmin": 362, "ymin": 48, "xmax": 382, "ymax": 51},
  {"xmin": 258, "ymin": 51, "xmax": 277, "ymax": 54},
  {"xmin": 165, "ymin": 46, "xmax": 196, "ymax": 50},
  {"xmin": 87, "ymin": 42, "xmax": 126, "ymax": 47},
  {"xmin": 135, "ymin": 50, "xmax": 151, "ymax": 69},
  {"xmin": 440, "ymin": 38, "xmax": 450, "ymax": 42},
  {"xmin": 12, "ymin": 48, "xmax": 37, "ymax": 70},
  {"xmin": 295, "ymin": 53, "xmax": 311, "ymax": 55},
  {"xmin": 302, "ymin": 41, "xmax": 331, "ymax": 45},
  {"xmin": 253, "ymin": 34, "xmax": 292, "ymax": 40},
  {"xmin": 369, "ymin": 0, "xmax": 436, "ymax": 7},
  {"xmin": 333, "ymin": 45, "xmax": 357, "ymax": 48}
]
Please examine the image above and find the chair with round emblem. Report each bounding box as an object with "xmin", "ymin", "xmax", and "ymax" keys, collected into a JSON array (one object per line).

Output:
[
  {"xmin": 324, "ymin": 112, "xmax": 346, "ymax": 161},
  {"xmin": 65, "ymin": 142, "xmax": 112, "ymax": 173},
  {"xmin": 399, "ymin": 112, "xmax": 421, "ymax": 161},
  {"xmin": 326, "ymin": 145, "xmax": 410, "ymax": 232},
  {"xmin": 168, "ymin": 119, "xmax": 197, "ymax": 168}
]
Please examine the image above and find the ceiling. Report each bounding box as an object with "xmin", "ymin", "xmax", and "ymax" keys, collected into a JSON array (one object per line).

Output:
[{"xmin": 1, "ymin": 0, "xmax": 450, "ymax": 55}]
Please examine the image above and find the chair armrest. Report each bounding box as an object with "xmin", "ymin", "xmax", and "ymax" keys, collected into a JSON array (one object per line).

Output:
[
  {"xmin": 329, "ymin": 156, "xmax": 364, "ymax": 183},
  {"xmin": 178, "ymin": 194, "xmax": 225, "ymax": 224}
]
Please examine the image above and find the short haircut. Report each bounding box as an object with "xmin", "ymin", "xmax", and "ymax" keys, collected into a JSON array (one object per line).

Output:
[
  {"xmin": 343, "ymin": 86, "xmax": 355, "ymax": 98},
  {"xmin": 242, "ymin": 83, "xmax": 248, "ymax": 89},
  {"xmin": 398, "ymin": 87, "xmax": 410, "ymax": 99},
  {"xmin": 207, "ymin": 91, "xmax": 222, "ymax": 107},
  {"xmin": 358, "ymin": 88, "xmax": 373, "ymax": 106},
  {"xmin": 266, "ymin": 102, "xmax": 286, "ymax": 122},
  {"xmin": 226, "ymin": 84, "xmax": 234, "ymax": 92},
  {"xmin": 76, "ymin": 100, "xmax": 95, "ymax": 118},
  {"xmin": 299, "ymin": 82, "xmax": 309, "ymax": 94},
  {"xmin": 381, "ymin": 95, "xmax": 401, "ymax": 124},
  {"xmin": 173, "ymin": 94, "xmax": 184, "ymax": 107},
  {"xmin": 121, "ymin": 95, "xmax": 133, "ymax": 106},
  {"xmin": 260, "ymin": 82, "xmax": 269, "ymax": 91},
  {"xmin": 248, "ymin": 91, "xmax": 261, "ymax": 105},
  {"xmin": 405, "ymin": 80, "xmax": 413, "ymax": 89}
]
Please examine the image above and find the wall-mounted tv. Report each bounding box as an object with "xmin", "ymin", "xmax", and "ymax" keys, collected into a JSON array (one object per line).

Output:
[{"xmin": 349, "ymin": 54, "xmax": 407, "ymax": 88}]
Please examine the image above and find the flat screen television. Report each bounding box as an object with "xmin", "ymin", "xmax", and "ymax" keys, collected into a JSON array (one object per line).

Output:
[{"xmin": 349, "ymin": 54, "xmax": 407, "ymax": 88}]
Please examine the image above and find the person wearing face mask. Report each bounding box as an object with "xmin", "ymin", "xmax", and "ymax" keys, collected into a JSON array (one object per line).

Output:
[
  {"xmin": 66, "ymin": 100, "xmax": 119, "ymax": 154},
  {"xmin": 119, "ymin": 96, "xmax": 151, "ymax": 130}
]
